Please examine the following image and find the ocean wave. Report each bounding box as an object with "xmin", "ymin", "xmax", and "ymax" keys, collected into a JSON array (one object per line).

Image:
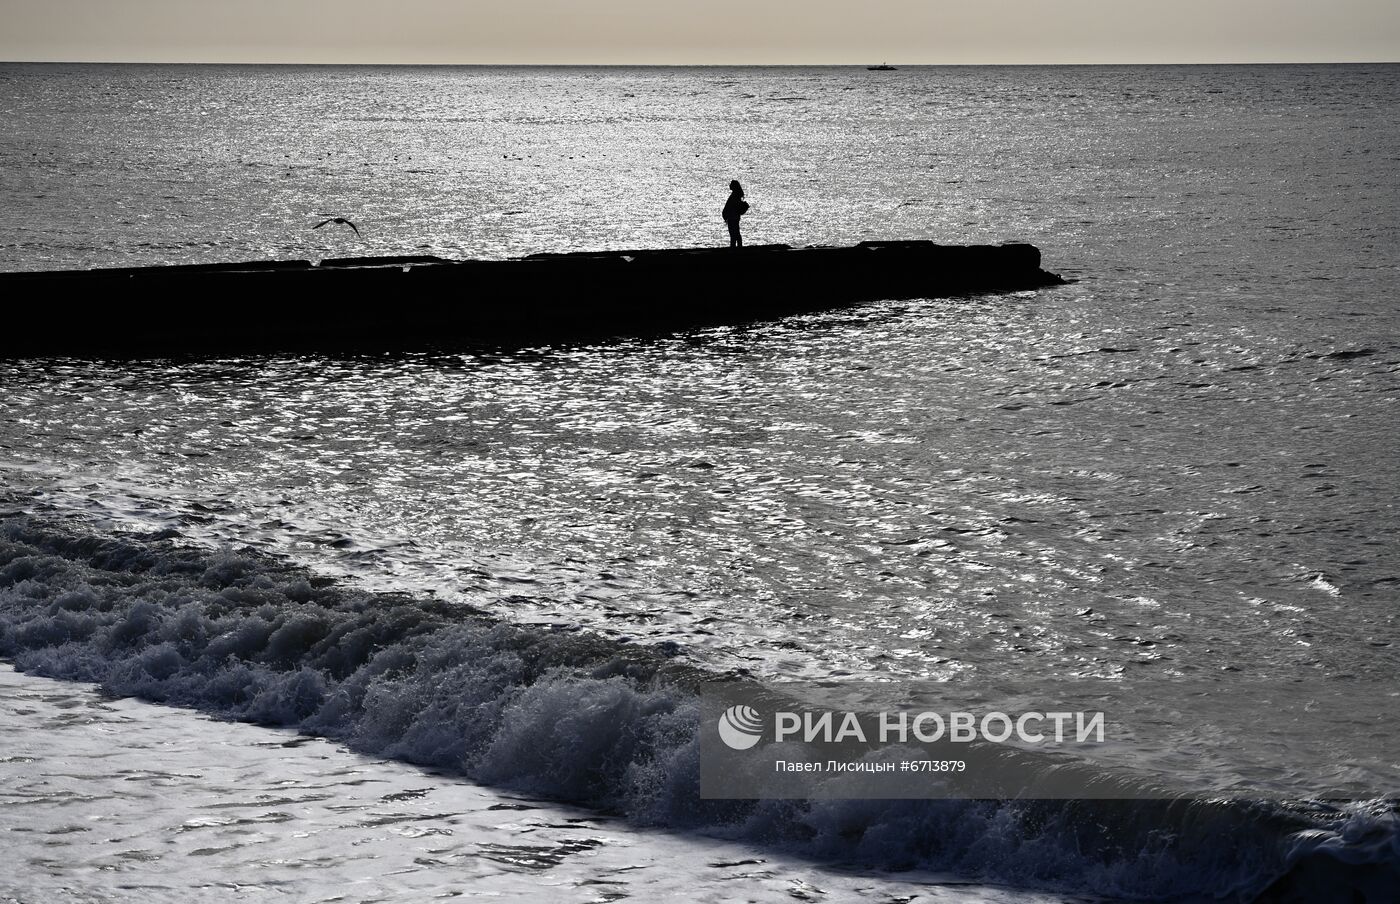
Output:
[{"xmin": 1, "ymin": 514, "xmax": 1395, "ymax": 902}]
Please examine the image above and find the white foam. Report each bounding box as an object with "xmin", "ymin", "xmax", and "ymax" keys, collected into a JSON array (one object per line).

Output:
[
  {"xmin": 2, "ymin": 517, "xmax": 1396, "ymax": 901},
  {"xmin": 2, "ymin": 665, "xmax": 1050, "ymax": 904}
]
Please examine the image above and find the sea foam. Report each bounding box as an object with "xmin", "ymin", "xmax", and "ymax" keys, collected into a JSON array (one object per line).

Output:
[{"xmin": 1, "ymin": 516, "xmax": 1395, "ymax": 901}]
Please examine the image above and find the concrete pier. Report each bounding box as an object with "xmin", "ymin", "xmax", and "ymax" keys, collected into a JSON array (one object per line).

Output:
[{"xmin": 0, "ymin": 241, "xmax": 1064, "ymax": 354}]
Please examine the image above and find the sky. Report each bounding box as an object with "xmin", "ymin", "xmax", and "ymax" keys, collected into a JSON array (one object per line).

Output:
[{"xmin": 2, "ymin": 0, "xmax": 1397, "ymax": 65}]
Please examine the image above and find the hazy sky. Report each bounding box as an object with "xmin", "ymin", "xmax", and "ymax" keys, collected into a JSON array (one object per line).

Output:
[{"xmin": 2, "ymin": 0, "xmax": 1397, "ymax": 65}]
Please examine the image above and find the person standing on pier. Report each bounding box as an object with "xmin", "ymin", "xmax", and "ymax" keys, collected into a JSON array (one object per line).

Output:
[{"xmin": 722, "ymin": 180, "xmax": 749, "ymax": 248}]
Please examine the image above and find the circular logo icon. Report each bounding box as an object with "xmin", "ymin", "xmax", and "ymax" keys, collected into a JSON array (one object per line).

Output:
[{"xmin": 717, "ymin": 704, "xmax": 764, "ymax": 750}]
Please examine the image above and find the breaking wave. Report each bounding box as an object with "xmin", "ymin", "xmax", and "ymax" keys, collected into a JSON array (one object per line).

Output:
[{"xmin": 1, "ymin": 515, "xmax": 1395, "ymax": 902}]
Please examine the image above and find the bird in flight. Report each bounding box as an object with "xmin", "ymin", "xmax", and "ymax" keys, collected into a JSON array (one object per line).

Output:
[{"xmin": 313, "ymin": 216, "xmax": 360, "ymax": 236}]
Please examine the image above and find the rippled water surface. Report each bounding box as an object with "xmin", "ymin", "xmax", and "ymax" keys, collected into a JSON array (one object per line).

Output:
[
  {"xmin": 3, "ymin": 62, "xmax": 1400, "ymax": 903},
  {"xmin": 2, "ymin": 64, "xmax": 1397, "ymax": 687}
]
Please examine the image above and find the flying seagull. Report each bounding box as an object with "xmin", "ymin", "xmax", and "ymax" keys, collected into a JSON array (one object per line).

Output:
[{"xmin": 313, "ymin": 216, "xmax": 360, "ymax": 236}]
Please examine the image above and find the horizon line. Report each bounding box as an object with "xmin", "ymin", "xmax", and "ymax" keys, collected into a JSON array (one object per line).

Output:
[{"xmin": 3, "ymin": 58, "xmax": 1398, "ymax": 67}]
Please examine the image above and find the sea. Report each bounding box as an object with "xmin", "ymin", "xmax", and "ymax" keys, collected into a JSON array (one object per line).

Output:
[{"xmin": 0, "ymin": 63, "xmax": 1397, "ymax": 903}]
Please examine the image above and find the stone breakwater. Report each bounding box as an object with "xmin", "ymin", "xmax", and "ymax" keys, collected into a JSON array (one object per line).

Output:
[{"xmin": 0, "ymin": 241, "xmax": 1064, "ymax": 354}]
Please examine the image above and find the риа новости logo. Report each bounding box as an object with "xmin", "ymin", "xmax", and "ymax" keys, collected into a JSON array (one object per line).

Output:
[{"xmin": 717, "ymin": 704, "xmax": 764, "ymax": 750}]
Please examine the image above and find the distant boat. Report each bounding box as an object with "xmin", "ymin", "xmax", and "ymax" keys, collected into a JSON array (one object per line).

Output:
[{"xmin": 867, "ymin": 63, "xmax": 897, "ymax": 71}]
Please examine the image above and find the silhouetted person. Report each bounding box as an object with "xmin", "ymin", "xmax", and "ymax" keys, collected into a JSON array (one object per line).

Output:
[{"xmin": 722, "ymin": 180, "xmax": 748, "ymax": 248}]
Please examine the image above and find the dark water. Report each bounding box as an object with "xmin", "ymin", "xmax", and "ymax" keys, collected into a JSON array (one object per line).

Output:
[{"xmin": 1, "ymin": 64, "xmax": 1398, "ymax": 902}]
